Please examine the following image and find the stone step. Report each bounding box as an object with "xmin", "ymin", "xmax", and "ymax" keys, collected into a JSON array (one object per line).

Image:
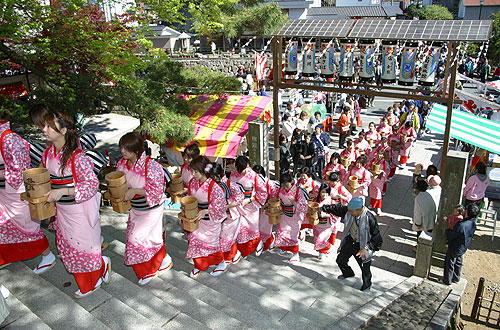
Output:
[
  {"xmin": 24, "ymin": 228, "xmax": 208, "ymax": 330},
  {"xmin": 20, "ymin": 253, "xmax": 158, "ymax": 330},
  {"xmin": 159, "ymin": 237, "xmax": 320, "ymax": 330},
  {"xmin": 0, "ymin": 262, "xmax": 108, "ymax": 330},
  {"xmin": 100, "ymin": 230, "xmax": 248, "ymax": 330},
  {"xmin": 1, "ymin": 294, "xmax": 52, "ymax": 330},
  {"xmin": 162, "ymin": 229, "xmax": 361, "ymax": 327}
]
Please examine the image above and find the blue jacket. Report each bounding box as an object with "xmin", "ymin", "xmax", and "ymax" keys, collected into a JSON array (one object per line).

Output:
[
  {"xmin": 446, "ymin": 218, "xmax": 476, "ymax": 256},
  {"xmin": 312, "ymin": 133, "xmax": 329, "ymax": 159}
]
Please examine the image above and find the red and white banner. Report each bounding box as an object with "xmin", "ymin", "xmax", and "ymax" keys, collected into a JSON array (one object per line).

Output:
[
  {"xmin": 255, "ymin": 52, "xmax": 267, "ymax": 81},
  {"xmin": 455, "ymin": 89, "xmax": 499, "ymax": 114}
]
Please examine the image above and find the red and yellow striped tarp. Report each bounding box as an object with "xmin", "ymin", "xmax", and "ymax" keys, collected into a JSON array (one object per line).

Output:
[{"xmin": 177, "ymin": 94, "xmax": 273, "ymax": 159}]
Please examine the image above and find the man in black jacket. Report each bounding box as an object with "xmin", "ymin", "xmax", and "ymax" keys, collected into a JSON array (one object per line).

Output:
[
  {"xmin": 443, "ymin": 203, "xmax": 478, "ymax": 285},
  {"xmin": 301, "ymin": 133, "xmax": 318, "ymax": 179},
  {"xmin": 322, "ymin": 197, "xmax": 383, "ymax": 292}
]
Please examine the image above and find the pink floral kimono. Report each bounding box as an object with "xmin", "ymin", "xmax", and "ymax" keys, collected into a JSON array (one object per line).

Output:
[
  {"xmin": 258, "ymin": 177, "xmax": 279, "ymax": 252},
  {"xmin": 117, "ymin": 152, "xmax": 167, "ymax": 279},
  {"xmin": 42, "ymin": 145, "xmax": 104, "ymax": 294},
  {"xmin": 377, "ymin": 124, "xmax": 393, "ymax": 137},
  {"xmin": 297, "ymin": 176, "xmax": 319, "ymax": 231},
  {"xmin": 275, "ymin": 185, "xmax": 308, "ymax": 254},
  {"xmin": 181, "ymin": 164, "xmax": 192, "ymax": 188},
  {"xmin": 218, "ymin": 177, "xmax": 244, "ymax": 261},
  {"xmin": 399, "ymin": 126, "xmax": 417, "ymax": 164},
  {"xmin": 313, "ymin": 196, "xmax": 338, "ymax": 253},
  {"xmin": 369, "ymin": 173, "xmax": 387, "ymax": 209},
  {"xmin": 186, "ymin": 178, "xmax": 227, "ymax": 270},
  {"xmin": 229, "ymin": 169, "xmax": 267, "ymax": 257},
  {"xmin": 347, "ymin": 166, "xmax": 371, "ymax": 201},
  {"xmin": 0, "ymin": 121, "xmax": 49, "ymax": 265},
  {"xmin": 366, "ymin": 130, "xmax": 381, "ymax": 142},
  {"xmin": 328, "ymin": 181, "xmax": 352, "ymax": 206},
  {"xmin": 355, "ymin": 138, "xmax": 370, "ymax": 153},
  {"xmin": 322, "ymin": 163, "xmax": 346, "ymax": 180},
  {"xmin": 340, "ymin": 148, "xmax": 360, "ymax": 164}
]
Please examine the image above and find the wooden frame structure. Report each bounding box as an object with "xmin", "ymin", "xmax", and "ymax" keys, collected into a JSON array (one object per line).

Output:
[{"xmin": 271, "ymin": 19, "xmax": 493, "ymax": 178}]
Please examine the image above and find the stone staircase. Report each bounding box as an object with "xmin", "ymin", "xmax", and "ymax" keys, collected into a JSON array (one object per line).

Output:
[{"xmin": 0, "ymin": 209, "xmax": 421, "ymax": 330}]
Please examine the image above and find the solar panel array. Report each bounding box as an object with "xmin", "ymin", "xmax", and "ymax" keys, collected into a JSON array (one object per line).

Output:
[
  {"xmin": 275, "ymin": 19, "xmax": 355, "ymax": 38},
  {"xmin": 275, "ymin": 19, "xmax": 492, "ymax": 42}
]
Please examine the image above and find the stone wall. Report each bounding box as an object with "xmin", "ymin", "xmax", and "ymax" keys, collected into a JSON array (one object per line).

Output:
[{"xmin": 172, "ymin": 55, "xmax": 273, "ymax": 76}]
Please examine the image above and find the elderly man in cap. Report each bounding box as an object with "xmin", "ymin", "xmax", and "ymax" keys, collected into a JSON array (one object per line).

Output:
[{"xmin": 322, "ymin": 197, "xmax": 383, "ymax": 292}]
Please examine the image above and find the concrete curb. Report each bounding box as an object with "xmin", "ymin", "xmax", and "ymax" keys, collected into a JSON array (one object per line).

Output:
[
  {"xmin": 337, "ymin": 276, "xmax": 424, "ymax": 329},
  {"xmin": 426, "ymin": 279, "xmax": 467, "ymax": 330}
]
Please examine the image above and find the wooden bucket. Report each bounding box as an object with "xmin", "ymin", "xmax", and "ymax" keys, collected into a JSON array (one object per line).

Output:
[
  {"xmin": 390, "ymin": 140, "xmax": 398, "ymax": 150},
  {"xmin": 23, "ymin": 168, "xmax": 50, "ymax": 185},
  {"xmin": 341, "ymin": 156, "xmax": 350, "ymax": 167},
  {"xmin": 268, "ymin": 198, "xmax": 281, "ymax": 213},
  {"xmin": 24, "ymin": 181, "xmax": 51, "ymax": 199},
  {"xmin": 105, "ymin": 171, "xmax": 127, "ymax": 187},
  {"xmin": 367, "ymin": 139, "xmax": 375, "ymax": 147},
  {"xmin": 179, "ymin": 214, "xmax": 199, "ymax": 232},
  {"xmin": 181, "ymin": 196, "xmax": 198, "ymax": 211},
  {"xmin": 388, "ymin": 118, "xmax": 394, "ymax": 126},
  {"xmin": 170, "ymin": 182, "xmax": 184, "ymax": 193},
  {"xmin": 265, "ymin": 210, "xmax": 282, "ymax": 225},
  {"xmin": 307, "ymin": 202, "xmax": 320, "ymax": 225},
  {"xmin": 371, "ymin": 163, "xmax": 381, "ymax": 174},
  {"xmin": 380, "ymin": 132, "xmax": 386, "ymax": 138},
  {"xmin": 349, "ymin": 176, "xmax": 359, "ymax": 189},
  {"xmin": 185, "ymin": 208, "xmax": 198, "ymax": 219},
  {"xmin": 171, "ymin": 174, "xmax": 183, "ymax": 185},
  {"xmin": 104, "ymin": 192, "xmax": 131, "ymax": 213},
  {"xmin": 111, "ymin": 199, "xmax": 131, "ymax": 214},
  {"xmin": 20, "ymin": 192, "xmax": 55, "ymax": 221},
  {"xmin": 109, "ymin": 182, "xmax": 128, "ymax": 200}
]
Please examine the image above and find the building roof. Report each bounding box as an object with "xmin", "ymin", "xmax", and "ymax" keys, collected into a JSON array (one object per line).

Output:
[
  {"xmin": 463, "ymin": 0, "xmax": 500, "ymax": 5},
  {"xmin": 306, "ymin": 5, "xmax": 402, "ymax": 18},
  {"xmin": 149, "ymin": 25, "xmax": 181, "ymax": 37}
]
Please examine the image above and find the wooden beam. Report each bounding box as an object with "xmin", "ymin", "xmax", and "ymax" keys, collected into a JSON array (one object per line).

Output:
[
  {"xmin": 277, "ymin": 82, "xmax": 463, "ymax": 105},
  {"xmin": 442, "ymin": 41, "xmax": 452, "ymax": 97},
  {"xmin": 286, "ymin": 79, "xmax": 443, "ymax": 95},
  {"xmin": 272, "ymin": 37, "xmax": 280, "ymax": 180},
  {"xmin": 440, "ymin": 42, "xmax": 459, "ymax": 175}
]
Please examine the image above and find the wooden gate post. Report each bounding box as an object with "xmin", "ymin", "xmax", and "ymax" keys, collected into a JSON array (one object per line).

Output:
[{"xmin": 471, "ymin": 277, "xmax": 486, "ymax": 319}]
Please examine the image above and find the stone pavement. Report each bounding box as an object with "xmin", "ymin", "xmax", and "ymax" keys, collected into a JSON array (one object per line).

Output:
[{"xmin": 0, "ymin": 98, "xmax": 450, "ymax": 329}]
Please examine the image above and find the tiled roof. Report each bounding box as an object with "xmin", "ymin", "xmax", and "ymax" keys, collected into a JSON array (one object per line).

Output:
[{"xmin": 307, "ymin": 5, "xmax": 402, "ymax": 18}]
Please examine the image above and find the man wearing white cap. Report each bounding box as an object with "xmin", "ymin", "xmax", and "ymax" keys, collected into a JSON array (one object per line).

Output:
[{"xmin": 322, "ymin": 197, "xmax": 383, "ymax": 292}]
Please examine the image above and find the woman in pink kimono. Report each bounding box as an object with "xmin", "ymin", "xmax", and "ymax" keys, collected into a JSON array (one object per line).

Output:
[
  {"xmin": 369, "ymin": 167, "xmax": 387, "ymax": 215},
  {"xmin": 229, "ymin": 156, "xmax": 267, "ymax": 257},
  {"xmin": 322, "ymin": 153, "xmax": 347, "ymax": 181},
  {"xmin": 0, "ymin": 119, "xmax": 54, "ymax": 270},
  {"xmin": 340, "ymin": 139, "xmax": 360, "ymax": 165},
  {"xmin": 399, "ymin": 122, "xmax": 417, "ymax": 165},
  {"xmin": 327, "ymin": 172, "xmax": 352, "ymax": 206},
  {"xmin": 387, "ymin": 126, "xmax": 401, "ymax": 180},
  {"xmin": 365, "ymin": 122, "xmax": 381, "ymax": 142},
  {"xmin": 347, "ymin": 155, "xmax": 371, "ymax": 202},
  {"xmin": 297, "ymin": 167, "xmax": 319, "ymax": 238},
  {"xmin": 381, "ymin": 107, "xmax": 400, "ymax": 127},
  {"xmin": 31, "ymin": 105, "xmax": 110, "ymax": 298},
  {"xmin": 313, "ymin": 184, "xmax": 337, "ymax": 260},
  {"xmin": 377, "ymin": 117, "xmax": 393, "ymax": 137},
  {"xmin": 186, "ymin": 156, "xmax": 227, "ymax": 279},
  {"xmin": 207, "ymin": 163, "xmax": 244, "ymax": 275},
  {"xmin": 354, "ymin": 131, "xmax": 370, "ymax": 154},
  {"xmin": 117, "ymin": 132, "xmax": 172, "ymax": 286},
  {"xmin": 275, "ymin": 173, "xmax": 308, "ymax": 264},
  {"xmin": 253, "ymin": 165, "xmax": 279, "ymax": 255},
  {"xmin": 181, "ymin": 142, "xmax": 200, "ymax": 189}
]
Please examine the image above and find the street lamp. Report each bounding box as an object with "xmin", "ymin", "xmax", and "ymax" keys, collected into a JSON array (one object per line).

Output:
[{"xmin": 479, "ymin": 0, "xmax": 484, "ymax": 19}]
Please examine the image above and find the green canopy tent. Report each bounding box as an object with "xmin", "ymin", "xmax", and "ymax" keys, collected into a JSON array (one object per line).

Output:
[{"xmin": 427, "ymin": 104, "xmax": 500, "ymax": 155}]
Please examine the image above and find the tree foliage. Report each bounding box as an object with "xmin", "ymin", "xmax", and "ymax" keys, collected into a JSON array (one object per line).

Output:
[
  {"xmin": 0, "ymin": 0, "xmax": 241, "ymax": 144},
  {"xmin": 487, "ymin": 11, "xmax": 500, "ymax": 66},
  {"xmin": 224, "ymin": 3, "xmax": 289, "ymax": 38},
  {"xmin": 406, "ymin": 4, "xmax": 453, "ymax": 20}
]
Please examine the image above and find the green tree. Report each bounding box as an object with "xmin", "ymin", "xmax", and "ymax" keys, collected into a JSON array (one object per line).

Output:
[
  {"xmin": 419, "ymin": 5, "xmax": 453, "ymax": 20},
  {"xmin": 487, "ymin": 11, "xmax": 500, "ymax": 66},
  {"xmin": 224, "ymin": 3, "xmax": 289, "ymax": 38},
  {"xmin": 0, "ymin": 0, "xmax": 241, "ymax": 144},
  {"xmin": 405, "ymin": 4, "xmax": 452, "ymax": 20}
]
